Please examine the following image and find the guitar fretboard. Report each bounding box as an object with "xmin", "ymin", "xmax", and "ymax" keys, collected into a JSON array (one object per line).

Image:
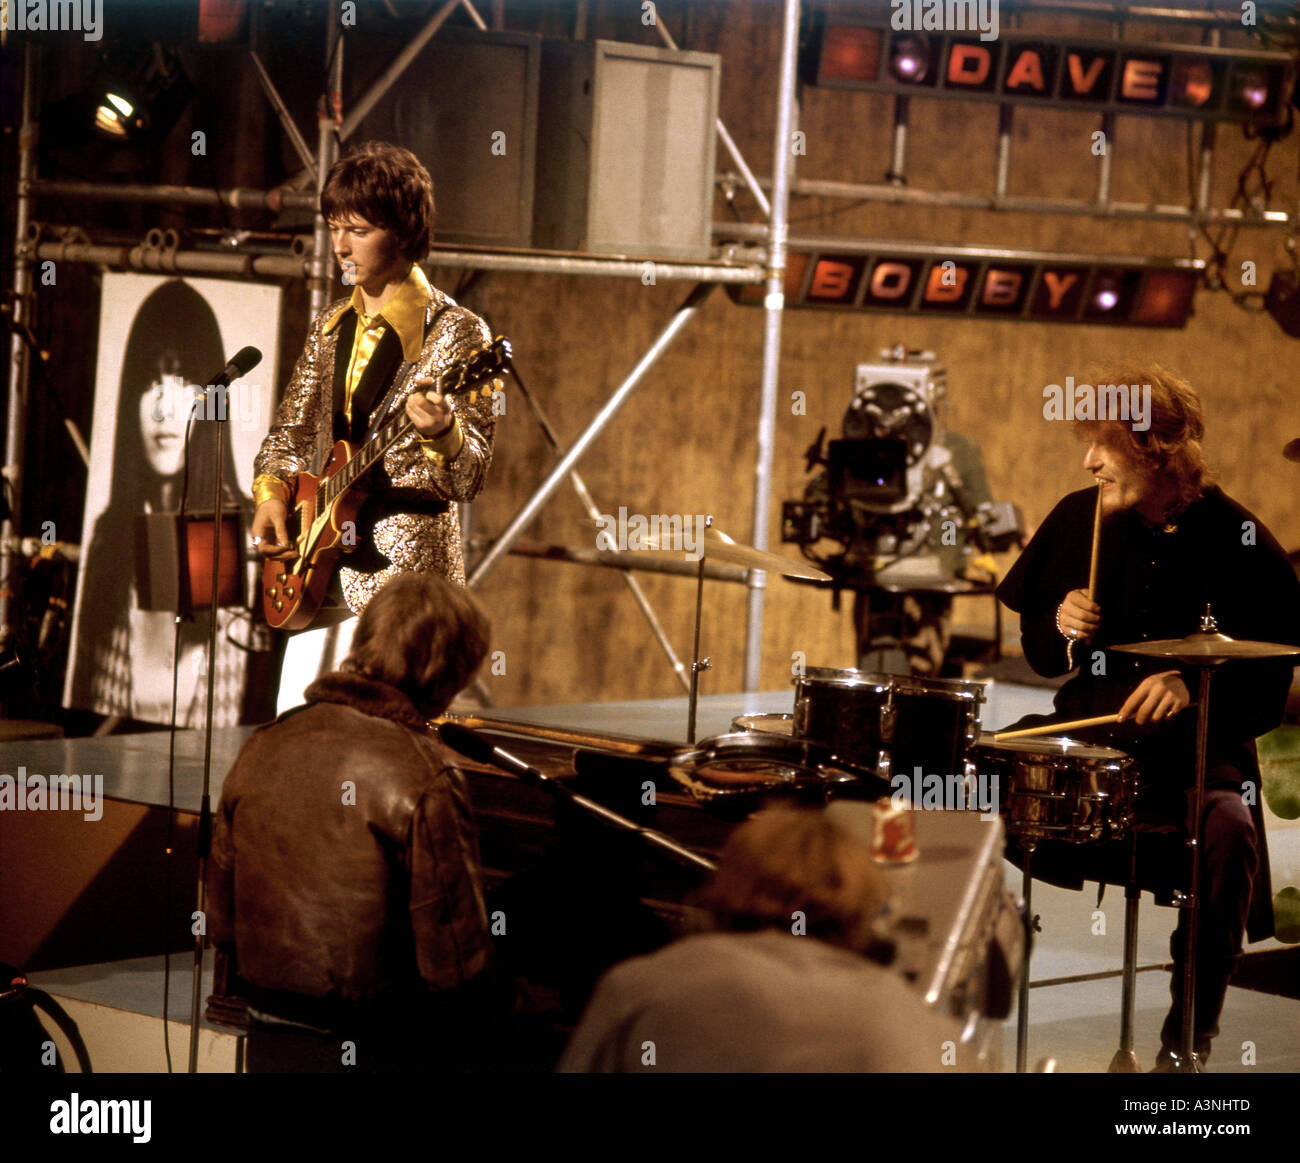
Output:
[{"xmin": 321, "ymin": 413, "xmax": 413, "ymax": 507}]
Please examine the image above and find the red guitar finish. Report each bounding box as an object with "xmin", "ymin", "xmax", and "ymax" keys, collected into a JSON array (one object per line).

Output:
[{"xmin": 262, "ymin": 338, "xmax": 511, "ymax": 630}]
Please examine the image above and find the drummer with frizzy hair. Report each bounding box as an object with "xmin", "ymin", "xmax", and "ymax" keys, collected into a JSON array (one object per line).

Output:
[{"xmin": 996, "ymin": 360, "xmax": 1300, "ymax": 1071}]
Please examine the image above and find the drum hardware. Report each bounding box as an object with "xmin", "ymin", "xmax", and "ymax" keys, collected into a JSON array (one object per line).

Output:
[
  {"xmin": 1114, "ymin": 606, "xmax": 1300, "ymax": 1073},
  {"xmin": 986, "ymin": 732, "xmax": 1140, "ymax": 1073},
  {"xmin": 667, "ymin": 518, "xmax": 831, "ymax": 744},
  {"xmin": 668, "ymin": 730, "xmax": 888, "ymax": 815}
]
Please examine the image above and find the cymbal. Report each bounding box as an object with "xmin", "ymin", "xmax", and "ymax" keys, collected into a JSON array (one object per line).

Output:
[
  {"xmin": 1112, "ymin": 631, "xmax": 1300, "ymax": 663},
  {"xmin": 581, "ymin": 518, "xmax": 831, "ymax": 580},
  {"xmin": 700, "ymin": 528, "xmax": 832, "ymax": 581}
]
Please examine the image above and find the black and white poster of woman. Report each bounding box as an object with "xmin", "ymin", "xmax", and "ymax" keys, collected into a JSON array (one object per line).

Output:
[{"xmin": 63, "ymin": 275, "xmax": 281, "ymax": 727}]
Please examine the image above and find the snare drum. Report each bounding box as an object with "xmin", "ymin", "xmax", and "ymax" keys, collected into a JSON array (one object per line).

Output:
[
  {"xmin": 793, "ymin": 669, "xmax": 985, "ymax": 784},
  {"xmin": 668, "ymin": 731, "xmax": 858, "ymax": 812},
  {"xmin": 975, "ymin": 734, "xmax": 1138, "ymax": 844}
]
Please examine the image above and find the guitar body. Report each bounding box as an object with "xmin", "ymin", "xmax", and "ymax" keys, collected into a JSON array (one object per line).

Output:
[{"xmin": 262, "ymin": 440, "xmax": 366, "ymax": 631}]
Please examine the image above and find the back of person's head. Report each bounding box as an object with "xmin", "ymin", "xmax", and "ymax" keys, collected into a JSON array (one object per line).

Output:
[
  {"xmin": 342, "ymin": 573, "xmax": 489, "ymax": 717},
  {"xmin": 320, "ymin": 141, "xmax": 435, "ymax": 262},
  {"xmin": 1077, "ymin": 359, "xmax": 1213, "ymax": 504},
  {"xmin": 694, "ymin": 808, "xmax": 889, "ymax": 954}
]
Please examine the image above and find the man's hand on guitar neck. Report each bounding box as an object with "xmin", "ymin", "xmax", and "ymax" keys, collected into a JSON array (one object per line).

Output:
[
  {"xmin": 253, "ymin": 498, "xmax": 296, "ymax": 561},
  {"xmin": 406, "ymin": 380, "xmax": 453, "ymax": 438}
]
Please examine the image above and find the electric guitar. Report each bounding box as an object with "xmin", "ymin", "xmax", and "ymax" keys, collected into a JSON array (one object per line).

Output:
[{"xmin": 261, "ymin": 337, "xmax": 511, "ymax": 630}]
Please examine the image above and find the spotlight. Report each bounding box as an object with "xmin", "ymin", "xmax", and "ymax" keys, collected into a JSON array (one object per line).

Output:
[
  {"xmin": 43, "ymin": 44, "xmax": 192, "ymax": 148},
  {"xmin": 1092, "ymin": 280, "xmax": 1120, "ymax": 312},
  {"xmin": 1227, "ymin": 63, "xmax": 1272, "ymax": 113},
  {"xmin": 889, "ymin": 35, "xmax": 932, "ymax": 84}
]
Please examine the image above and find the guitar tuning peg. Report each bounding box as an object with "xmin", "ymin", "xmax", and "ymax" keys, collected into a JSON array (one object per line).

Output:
[{"xmin": 492, "ymin": 378, "xmax": 503, "ymax": 390}]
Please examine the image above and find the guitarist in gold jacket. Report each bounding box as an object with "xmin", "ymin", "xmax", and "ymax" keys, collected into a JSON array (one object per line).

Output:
[{"xmin": 251, "ymin": 142, "xmax": 499, "ymax": 711}]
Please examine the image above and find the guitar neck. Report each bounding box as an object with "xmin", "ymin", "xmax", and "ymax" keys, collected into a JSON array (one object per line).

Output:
[{"xmin": 321, "ymin": 411, "xmax": 416, "ymax": 507}]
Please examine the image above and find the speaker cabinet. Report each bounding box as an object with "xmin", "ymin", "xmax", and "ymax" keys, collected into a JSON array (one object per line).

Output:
[
  {"xmin": 353, "ymin": 27, "xmax": 541, "ymax": 250},
  {"xmin": 533, "ymin": 39, "xmax": 721, "ymax": 260}
]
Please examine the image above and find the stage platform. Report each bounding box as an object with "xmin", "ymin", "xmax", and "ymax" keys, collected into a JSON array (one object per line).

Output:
[{"xmin": 6, "ymin": 680, "xmax": 1299, "ymax": 1073}]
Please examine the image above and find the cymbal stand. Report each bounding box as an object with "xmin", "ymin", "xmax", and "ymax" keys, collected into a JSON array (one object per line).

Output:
[
  {"xmin": 686, "ymin": 516, "xmax": 713, "ymax": 743},
  {"xmin": 1015, "ymin": 840, "xmax": 1038, "ymax": 1073}
]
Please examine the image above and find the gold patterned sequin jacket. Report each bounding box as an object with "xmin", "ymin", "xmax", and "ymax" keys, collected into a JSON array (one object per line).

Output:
[{"xmin": 254, "ymin": 283, "xmax": 495, "ymax": 614}]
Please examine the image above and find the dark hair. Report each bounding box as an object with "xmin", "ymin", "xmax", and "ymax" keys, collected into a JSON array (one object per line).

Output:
[
  {"xmin": 320, "ymin": 141, "xmax": 435, "ymax": 262},
  {"xmin": 1075, "ymin": 360, "xmax": 1214, "ymax": 506},
  {"xmin": 342, "ymin": 573, "xmax": 489, "ymax": 717},
  {"xmin": 693, "ymin": 808, "xmax": 889, "ymax": 953}
]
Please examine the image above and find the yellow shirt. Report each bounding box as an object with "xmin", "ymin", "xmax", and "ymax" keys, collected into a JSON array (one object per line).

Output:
[{"xmin": 253, "ymin": 265, "xmax": 459, "ymax": 507}]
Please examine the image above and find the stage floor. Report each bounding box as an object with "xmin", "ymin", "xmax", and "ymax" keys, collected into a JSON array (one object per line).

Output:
[{"xmin": 11, "ymin": 680, "xmax": 1300, "ymax": 1073}]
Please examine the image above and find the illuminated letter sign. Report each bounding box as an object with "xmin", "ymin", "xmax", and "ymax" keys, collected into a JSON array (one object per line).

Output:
[
  {"xmin": 947, "ymin": 42, "xmax": 995, "ymax": 90},
  {"xmin": 1119, "ymin": 55, "xmax": 1169, "ymax": 104},
  {"xmin": 806, "ymin": 256, "xmax": 864, "ymax": 304},
  {"xmin": 1004, "ymin": 45, "xmax": 1056, "ymax": 96},
  {"xmin": 866, "ymin": 260, "xmax": 918, "ymax": 303},
  {"xmin": 977, "ymin": 266, "xmax": 1032, "ymax": 313},
  {"xmin": 921, "ymin": 261, "xmax": 974, "ymax": 310},
  {"xmin": 1064, "ymin": 51, "xmax": 1111, "ymax": 100},
  {"xmin": 1031, "ymin": 268, "xmax": 1086, "ymax": 318}
]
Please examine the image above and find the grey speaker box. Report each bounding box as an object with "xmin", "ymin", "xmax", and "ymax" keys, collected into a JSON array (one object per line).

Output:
[{"xmin": 533, "ymin": 39, "xmax": 721, "ymax": 260}]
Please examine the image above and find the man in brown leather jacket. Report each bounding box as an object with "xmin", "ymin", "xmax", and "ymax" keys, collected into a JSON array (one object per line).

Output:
[{"xmin": 207, "ymin": 573, "xmax": 496, "ymax": 1071}]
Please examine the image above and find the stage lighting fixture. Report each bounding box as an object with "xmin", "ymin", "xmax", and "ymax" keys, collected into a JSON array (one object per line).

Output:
[
  {"xmin": 1227, "ymin": 63, "xmax": 1272, "ymax": 112},
  {"xmin": 1091, "ymin": 276, "xmax": 1121, "ymax": 312},
  {"xmin": 77, "ymin": 46, "xmax": 192, "ymax": 146},
  {"xmin": 889, "ymin": 34, "xmax": 932, "ymax": 84}
]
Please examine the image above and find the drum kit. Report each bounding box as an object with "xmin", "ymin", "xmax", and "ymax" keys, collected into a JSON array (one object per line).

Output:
[{"xmin": 621, "ymin": 517, "xmax": 1300, "ymax": 1072}]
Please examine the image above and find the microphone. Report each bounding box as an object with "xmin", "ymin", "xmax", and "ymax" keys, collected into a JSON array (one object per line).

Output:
[{"xmin": 208, "ymin": 346, "xmax": 263, "ymax": 390}]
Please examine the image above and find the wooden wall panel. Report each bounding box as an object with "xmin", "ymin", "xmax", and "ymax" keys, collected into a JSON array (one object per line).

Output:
[{"xmin": 447, "ymin": 2, "xmax": 1299, "ymax": 711}]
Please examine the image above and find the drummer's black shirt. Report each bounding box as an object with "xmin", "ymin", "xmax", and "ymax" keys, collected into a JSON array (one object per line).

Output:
[{"xmin": 997, "ymin": 484, "xmax": 1300, "ymax": 787}]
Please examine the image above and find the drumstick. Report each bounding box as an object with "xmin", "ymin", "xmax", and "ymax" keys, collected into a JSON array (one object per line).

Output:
[
  {"xmin": 994, "ymin": 714, "xmax": 1119, "ymax": 741},
  {"xmin": 1087, "ymin": 479, "xmax": 1104, "ymax": 600}
]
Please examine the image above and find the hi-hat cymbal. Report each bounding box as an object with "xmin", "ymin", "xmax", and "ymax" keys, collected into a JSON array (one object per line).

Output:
[{"xmin": 1113, "ymin": 631, "xmax": 1300, "ymax": 663}]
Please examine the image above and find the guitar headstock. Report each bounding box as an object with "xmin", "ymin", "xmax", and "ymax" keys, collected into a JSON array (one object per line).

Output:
[{"xmin": 438, "ymin": 336, "xmax": 513, "ymax": 403}]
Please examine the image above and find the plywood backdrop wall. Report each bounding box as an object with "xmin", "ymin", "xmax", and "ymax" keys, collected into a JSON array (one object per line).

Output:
[{"xmin": 435, "ymin": 3, "xmax": 1298, "ymax": 711}]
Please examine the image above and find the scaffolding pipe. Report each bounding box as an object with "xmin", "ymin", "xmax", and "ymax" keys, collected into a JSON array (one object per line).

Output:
[
  {"xmin": 309, "ymin": 17, "xmax": 343, "ymax": 315},
  {"xmin": 511, "ymin": 370, "xmax": 691, "ymax": 692},
  {"xmin": 25, "ymin": 178, "xmax": 317, "ymax": 212},
  {"xmin": 889, "ymin": 96, "xmax": 909, "ymax": 185},
  {"xmin": 744, "ymin": 0, "xmax": 800, "ymax": 693},
  {"xmin": 467, "ymin": 283, "xmax": 716, "ymax": 591},
  {"xmin": 424, "ymin": 249, "xmax": 762, "ymax": 282},
  {"xmin": 31, "ymin": 241, "xmax": 306, "ymax": 278},
  {"xmin": 1096, "ymin": 113, "xmax": 1115, "ymax": 211},
  {"xmin": 1, "ymin": 43, "xmax": 37, "ymax": 649},
  {"xmin": 714, "ymin": 176, "xmax": 1292, "ymax": 228},
  {"xmin": 995, "ymin": 105, "xmax": 1012, "ymax": 204},
  {"xmin": 249, "ymin": 50, "xmax": 316, "ymax": 174},
  {"xmin": 712, "ymin": 222, "xmax": 1208, "ymax": 268}
]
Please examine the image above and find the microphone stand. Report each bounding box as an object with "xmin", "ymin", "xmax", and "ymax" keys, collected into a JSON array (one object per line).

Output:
[{"xmin": 187, "ymin": 383, "xmax": 230, "ymax": 1074}]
